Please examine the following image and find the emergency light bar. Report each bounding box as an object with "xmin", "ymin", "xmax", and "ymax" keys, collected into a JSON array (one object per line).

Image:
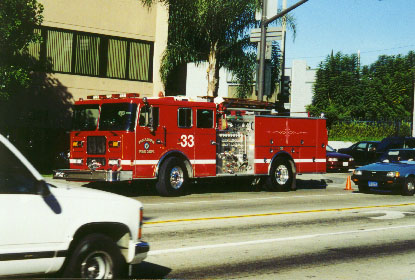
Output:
[{"xmin": 84, "ymin": 93, "xmax": 140, "ymax": 100}]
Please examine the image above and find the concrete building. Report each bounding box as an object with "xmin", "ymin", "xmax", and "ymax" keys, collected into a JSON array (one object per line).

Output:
[
  {"xmin": 288, "ymin": 60, "xmax": 317, "ymax": 117},
  {"xmin": 186, "ymin": 63, "xmax": 230, "ymax": 100},
  {"xmin": 32, "ymin": 0, "xmax": 168, "ymax": 100}
]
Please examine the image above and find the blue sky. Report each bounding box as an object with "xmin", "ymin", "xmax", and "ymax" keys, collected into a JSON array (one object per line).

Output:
[{"xmin": 278, "ymin": 0, "xmax": 415, "ymax": 68}]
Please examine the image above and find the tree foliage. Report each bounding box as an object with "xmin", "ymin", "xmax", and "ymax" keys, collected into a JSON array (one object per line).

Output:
[
  {"xmin": 0, "ymin": 0, "xmax": 43, "ymax": 100},
  {"xmin": 308, "ymin": 51, "xmax": 415, "ymax": 126}
]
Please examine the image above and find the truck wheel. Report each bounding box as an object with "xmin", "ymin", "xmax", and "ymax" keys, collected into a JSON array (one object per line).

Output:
[
  {"xmin": 402, "ymin": 177, "xmax": 415, "ymax": 196},
  {"xmin": 265, "ymin": 158, "xmax": 293, "ymax": 192},
  {"xmin": 63, "ymin": 233, "xmax": 126, "ymax": 279},
  {"xmin": 156, "ymin": 157, "xmax": 188, "ymax": 196}
]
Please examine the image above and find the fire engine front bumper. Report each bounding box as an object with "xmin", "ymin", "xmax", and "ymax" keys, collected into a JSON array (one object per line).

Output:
[{"xmin": 53, "ymin": 169, "xmax": 133, "ymax": 182}]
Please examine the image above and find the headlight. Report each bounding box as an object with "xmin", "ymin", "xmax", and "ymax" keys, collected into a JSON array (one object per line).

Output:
[
  {"xmin": 386, "ymin": 171, "xmax": 400, "ymax": 178},
  {"xmin": 72, "ymin": 141, "xmax": 84, "ymax": 147},
  {"xmin": 69, "ymin": 158, "xmax": 83, "ymax": 165},
  {"xmin": 353, "ymin": 170, "xmax": 362, "ymax": 176},
  {"xmin": 328, "ymin": 158, "xmax": 338, "ymax": 162},
  {"xmin": 349, "ymin": 157, "xmax": 354, "ymax": 162}
]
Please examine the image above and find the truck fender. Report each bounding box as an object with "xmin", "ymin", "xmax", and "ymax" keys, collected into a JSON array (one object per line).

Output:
[
  {"xmin": 62, "ymin": 222, "xmax": 131, "ymax": 270},
  {"xmin": 154, "ymin": 150, "xmax": 193, "ymax": 178}
]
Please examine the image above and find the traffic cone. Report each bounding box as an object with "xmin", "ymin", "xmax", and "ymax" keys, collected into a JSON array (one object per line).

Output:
[{"xmin": 344, "ymin": 176, "xmax": 354, "ymax": 191}]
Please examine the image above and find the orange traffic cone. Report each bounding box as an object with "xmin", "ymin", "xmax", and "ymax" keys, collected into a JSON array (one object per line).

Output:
[{"xmin": 344, "ymin": 176, "xmax": 354, "ymax": 191}]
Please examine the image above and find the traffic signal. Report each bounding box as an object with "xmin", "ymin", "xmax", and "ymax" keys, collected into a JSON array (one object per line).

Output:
[
  {"xmin": 281, "ymin": 76, "xmax": 291, "ymax": 97},
  {"xmin": 255, "ymin": 62, "xmax": 273, "ymax": 97}
]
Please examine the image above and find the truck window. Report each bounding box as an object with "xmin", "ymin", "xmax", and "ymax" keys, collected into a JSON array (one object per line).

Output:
[
  {"xmin": 178, "ymin": 108, "xmax": 192, "ymax": 128},
  {"xmin": 72, "ymin": 104, "xmax": 99, "ymax": 131},
  {"xmin": 0, "ymin": 141, "xmax": 37, "ymax": 194},
  {"xmin": 197, "ymin": 109, "xmax": 213, "ymax": 128},
  {"xmin": 99, "ymin": 103, "xmax": 137, "ymax": 131},
  {"xmin": 139, "ymin": 106, "xmax": 159, "ymax": 128}
]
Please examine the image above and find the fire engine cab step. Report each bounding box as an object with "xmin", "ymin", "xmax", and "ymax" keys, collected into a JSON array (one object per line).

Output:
[{"xmin": 156, "ymin": 157, "xmax": 189, "ymax": 196}]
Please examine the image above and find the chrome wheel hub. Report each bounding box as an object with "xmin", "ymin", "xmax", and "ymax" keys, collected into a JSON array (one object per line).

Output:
[
  {"xmin": 170, "ymin": 166, "xmax": 184, "ymax": 189},
  {"xmin": 407, "ymin": 181, "xmax": 414, "ymax": 192},
  {"xmin": 81, "ymin": 251, "xmax": 113, "ymax": 279},
  {"xmin": 275, "ymin": 165, "xmax": 289, "ymax": 185}
]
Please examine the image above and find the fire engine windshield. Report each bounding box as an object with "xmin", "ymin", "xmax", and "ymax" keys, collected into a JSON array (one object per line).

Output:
[
  {"xmin": 99, "ymin": 103, "xmax": 137, "ymax": 131},
  {"xmin": 72, "ymin": 104, "xmax": 99, "ymax": 131}
]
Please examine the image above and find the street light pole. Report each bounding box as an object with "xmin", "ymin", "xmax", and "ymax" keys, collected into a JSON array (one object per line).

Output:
[{"xmin": 257, "ymin": 0, "xmax": 310, "ymax": 101}]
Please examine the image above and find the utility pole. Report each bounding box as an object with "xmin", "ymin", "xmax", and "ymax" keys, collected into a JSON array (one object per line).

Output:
[{"xmin": 257, "ymin": 0, "xmax": 309, "ymax": 101}]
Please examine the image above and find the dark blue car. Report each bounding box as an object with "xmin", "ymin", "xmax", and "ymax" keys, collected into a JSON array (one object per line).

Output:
[{"xmin": 351, "ymin": 148, "xmax": 415, "ymax": 196}]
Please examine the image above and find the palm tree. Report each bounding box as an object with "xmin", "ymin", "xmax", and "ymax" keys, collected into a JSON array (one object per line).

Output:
[{"xmin": 141, "ymin": 0, "xmax": 295, "ymax": 98}]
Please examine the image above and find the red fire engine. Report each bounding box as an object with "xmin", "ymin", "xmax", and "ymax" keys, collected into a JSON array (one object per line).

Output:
[{"xmin": 53, "ymin": 93, "xmax": 327, "ymax": 196}]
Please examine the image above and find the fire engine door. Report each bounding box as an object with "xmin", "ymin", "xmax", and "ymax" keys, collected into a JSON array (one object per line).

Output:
[
  {"xmin": 135, "ymin": 105, "xmax": 163, "ymax": 178},
  {"xmin": 193, "ymin": 108, "xmax": 216, "ymax": 176}
]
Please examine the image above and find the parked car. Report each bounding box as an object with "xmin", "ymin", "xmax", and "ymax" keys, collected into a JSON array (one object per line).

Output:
[
  {"xmin": 351, "ymin": 148, "xmax": 415, "ymax": 195},
  {"xmin": 337, "ymin": 141, "xmax": 379, "ymax": 166},
  {"xmin": 326, "ymin": 145, "xmax": 355, "ymax": 172},
  {"xmin": 0, "ymin": 133, "xmax": 149, "ymax": 279},
  {"xmin": 375, "ymin": 136, "xmax": 415, "ymax": 160}
]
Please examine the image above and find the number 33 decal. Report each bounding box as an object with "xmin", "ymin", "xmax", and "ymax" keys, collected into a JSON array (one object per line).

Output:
[{"xmin": 180, "ymin": 135, "xmax": 194, "ymax": 147}]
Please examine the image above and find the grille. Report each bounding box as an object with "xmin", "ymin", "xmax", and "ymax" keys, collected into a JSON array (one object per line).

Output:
[
  {"xmin": 361, "ymin": 170, "xmax": 387, "ymax": 179},
  {"xmin": 87, "ymin": 136, "xmax": 106, "ymax": 155}
]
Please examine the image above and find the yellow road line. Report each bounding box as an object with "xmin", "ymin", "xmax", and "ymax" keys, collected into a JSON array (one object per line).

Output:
[{"xmin": 144, "ymin": 203, "xmax": 415, "ymax": 225}]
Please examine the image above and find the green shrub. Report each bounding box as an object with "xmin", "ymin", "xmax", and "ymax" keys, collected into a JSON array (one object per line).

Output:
[{"xmin": 328, "ymin": 121, "xmax": 411, "ymax": 141}]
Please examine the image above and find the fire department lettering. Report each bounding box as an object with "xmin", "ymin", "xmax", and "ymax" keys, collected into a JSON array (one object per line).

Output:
[
  {"xmin": 180, "ymin": 135, "xmax": 194, "ymax": 147},
  {"xmin": 138, "ymin": 138, "xmax": 155, "ymax": 144},
  {"xmin": 139, "ymin": 138, "xmax": 155, "ymax": 154}
]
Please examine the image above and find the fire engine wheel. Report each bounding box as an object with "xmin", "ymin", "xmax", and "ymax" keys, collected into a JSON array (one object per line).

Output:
[
  {"xmin": 156, "ymin": 157, "xmax": 188, "ymax": 196},
  {"xmin": 265, "ymin": 158, "xmax": 293, "ymax": 192}
]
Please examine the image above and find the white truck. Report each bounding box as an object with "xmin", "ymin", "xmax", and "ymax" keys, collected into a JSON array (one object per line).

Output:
[{"xmin": 0, "ymin": 133, "xmax": 149, "ymax": 279}]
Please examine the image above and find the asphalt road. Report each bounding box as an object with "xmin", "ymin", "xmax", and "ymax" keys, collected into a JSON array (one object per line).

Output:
[{"xmin": 48, "ymin": 172, "xmax": 415, "ymax": 279}]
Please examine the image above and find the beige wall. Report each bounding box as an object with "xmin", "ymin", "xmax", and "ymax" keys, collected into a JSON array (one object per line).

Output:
[{"xmin": 39, "ymin": 0, "xmax": 168, "ymax": 100}]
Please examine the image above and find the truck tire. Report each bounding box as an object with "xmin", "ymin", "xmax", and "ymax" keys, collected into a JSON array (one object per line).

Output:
[
  {"xmin": 156, "ymin": 157, "xmax": 188, "ymax": 196},
  {"xmin": 62, "ymin": 233, "xmax": 126, "ymax": 279},
  {"xmin": 265, "ymin": 158, "xmax": 293, "ymax": 192},
  {"xmin": 402, "ymin": 177, "xmax": 415, "ymax": 196}
]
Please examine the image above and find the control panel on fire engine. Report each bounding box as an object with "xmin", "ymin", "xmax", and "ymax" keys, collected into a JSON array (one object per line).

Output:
[{"xmin": 216, "ymin": 113, "xmax": 255, "ymax": 175}]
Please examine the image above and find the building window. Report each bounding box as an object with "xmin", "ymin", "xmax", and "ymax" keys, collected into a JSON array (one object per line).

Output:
[
  {"xmin": 27, "ymin": 26, "xmax": 153, "ymax": 82},
  {"xmin": 75, "ymin": 34, "xmax": 100, "ymax": 76},
  {"xmin": 107, "ymin": 39, "xmax": 127, "ymax": 79},
  {"xmin": 129, "ymin": 41, "xmax": 150, "ymax": 81},
  {"xmin": 47, "ymin": 29, "xmax": 73, "ymax": 73},
  {"xmin": 27, "ymin": 28, "xmax": 42, "ymax": 61}
]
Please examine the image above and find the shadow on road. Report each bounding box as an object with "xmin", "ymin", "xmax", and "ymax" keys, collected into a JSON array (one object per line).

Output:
[
  {"xmin": 130, "ymin": 261, "xmax": 171, "ymax": 279},
  {"xmin": 85, "ymin": 176, "xmax": 329, "ymax": 197},
  {"xmin": 296, "ymin": 179, "xmax": 328, "ymax": 190}
]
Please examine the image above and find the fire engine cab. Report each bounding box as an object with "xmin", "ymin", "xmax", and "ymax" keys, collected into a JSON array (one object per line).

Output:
[{"xmin": 53, "ymin": 93, "xmax": 327, "ymax": 196}]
